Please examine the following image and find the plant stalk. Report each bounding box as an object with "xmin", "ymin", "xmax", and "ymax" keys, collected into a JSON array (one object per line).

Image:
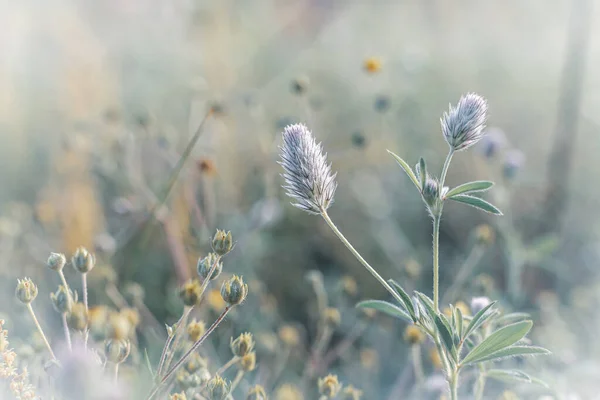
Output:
[
  {"xmin": 27, "ymin": 304, "xmax": 56, "ymax": 360},
  {"xmin": 433, "ymin": 215, "xmax": 441, "ymax": 313},
  {"xmin": 62, "ymin": 313, "xmax": 72, "ymax": 351}
]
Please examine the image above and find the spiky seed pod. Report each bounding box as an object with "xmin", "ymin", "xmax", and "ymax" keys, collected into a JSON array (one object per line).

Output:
[
  {"xmin": 341, "ymin": 385, "xmax": 363, "ymax": 400},
  {"xmin": 322, "ymin": 307, "xmax": 341, "ymax": 328},
  {"xmin": 71, "ymin": 246, "xmax": 95, "ymax": 274},
  {"xmin": 441, "ymin": 93, "xmax": 488, "ymax": 151},
  {"xmin": 421, "ymin": 178, "xmax": 443, "ymax": 216},
  {"xmin": 239, "ymin": 352, "xmax": 256, "ymax": 372},
  {"xmin": 184, "ymin": 352, "xmax": 207, "ymax": 374},
  {"xmin": 318, "ymin": 374, "xmax": 342, "ymax": 399},
  {"xmin": 197, "ymin": 253, "xmax": 223, "ymax": 281},
  {"xmin": 179, "ymin": 279, "xmax": 202, "ymax": 307},
  {"xmin": 50, "ymin": 286, "xmax": 73, "ymax": 314},
  {"xmin": 104, "ymin": 339, "xmax": 131, "ymax": 364},
  {"xmin": 187, "ymin": 319, "xmax": 206, "ymax": 342},
  {"xmin": 212, "ymin": 230, "xmax": 233, "ymax": 256},
  {"xmin": 220, "ymin": 275, "xmax": 248, "ymax": 306},
  {"xmin": 279, "ymin": 124, "xmax": 337, "ymax": 214},
  {"xmin": 230, "ymin": 332, "xmax": 255, "ymax": 357},
  {"xmin": 15, "ymin": 278, "xmax": 38, "ymax": 304},
  {"xmin": 246, "ymin": 384, "xmax": 268, "ymax": 400},
  {"xmin": 67, "ymin": 302, "xmax": 89, "ymax": 331},
  {"xmin": 47, "ymin": 252, "xmax": 67, "ymax": 271},
  {"xmin": 403, "ymin": 325, "xmax": 425, "ymax": 345},
  {"xmin": 208, "ymin": 375, "xmax": 230, "ymax": 400}
]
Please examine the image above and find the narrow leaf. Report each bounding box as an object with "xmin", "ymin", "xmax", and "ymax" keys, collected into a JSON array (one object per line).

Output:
[
  {"xmin": 445, "ymin": 181, "xmax": 494, "ymax": 198},
  {"xmin": 419, "ymin": 157, "xmax": 428, "ymax": 189},
  {"xmin": 414, "ymin": 292, "xmax": 436, "ymax": 321},
  {"xmin": 494, "ymin": 312, "xmax": 531, "ymax": 327},
  {"xmin": 387, "ymin": 150, "xmax": 421, "ymax": 190},
  {"xmin": 356, "ymin": 300, "xmax": 412, "ymax": 323},
  {"xmin": 464, "ymin": 301, "xmax": 497, "ymax": 340},
  {"xmin": 435, "ymin": 315, "xmax": 455, "ymax": 354},
  {"xmin": 448, "ymin": 194, "xmax": 503, "ymax": 215},
  {"xmin": 461, "ymin": 321, "xmax": 534, "ymax": 365},
  {"xmin": 466, "ymin": 345, "xmax": 550, "ymax": 365},
  {"xmin": 455, "ymin": 307, "xmax": 464, "ymax": 340},
  {"xmin": 388, "ymin": 280, "xmax": 417, "ymax": 322},
  {"xmin": 486, "ymin": 369, "xmax": 532, "ymax": 384}
]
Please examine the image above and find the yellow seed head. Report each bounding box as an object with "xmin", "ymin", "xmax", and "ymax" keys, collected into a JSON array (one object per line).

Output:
[
  {"xmin": 318, "ymin": 374, "xmax": 341, "ymax": 398},
  {"xmin": 220, "ymin": 275, "xmax": 248, "ymax": 306},
  {"xmin": 67, "ymin": 302, "xmax": 89, "ymax": 331},
  {"xmin": 212, "ymin": 230, "xmax": 233, "ymax": 256},
  {"xmin": 341, "ymin": 385, "xmax": 363, "ymax": 400},
  {"xmin": 474, "ymin": 224, "xmax": 495, "ymax": 246},
  {"xmin": 187, "ymin": 319, "xmax": 206, "ymax": 342},
  {"xmin": 246, "ymin": 384, "xmax": 268, "ymax": 400},
  {"xmin": 208, "ymin": 375, "xmax": 230, "ymax": 400},
  {"xmin": 179, "ymin": 279, "xmax": 202, "ymax": 307},
  {"xmin": 50, "ymin": 285, "xmax": 73, "ymax": 314},
  {"xmin": 15, "ymin": 278, "xmax": 38, "ymax": 304},
  {"xmin": 240, "ymin": 352, "xmax": 257, "ymax": 372},
  {"xmin": 231, "ymin": 332, "xmax": 255, "ymax": 357},
  {"xmin": 340, "ymin": 276, "xmax": 358, "ymax": 298},
  {"xmin": 323, "ymin": 308, "xmax": 341, "ymax": 328},
  {"xmin": 71, "ymin": 246, "xmax": 95, "ymax": 274}
]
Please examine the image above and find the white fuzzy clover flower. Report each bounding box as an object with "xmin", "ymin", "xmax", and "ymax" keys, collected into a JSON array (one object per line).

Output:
[
  {"xmin": 279, "ymin": 124, "xmax": 337, "ymax": 214},
  {"xmin": 441, "ymin": 93, "xmax": 488, "ymax": 151}
]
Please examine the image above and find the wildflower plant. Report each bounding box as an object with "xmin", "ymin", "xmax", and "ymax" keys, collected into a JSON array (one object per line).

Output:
[{"xmin": 278, "ymin": 94, "xmax": 550, "ymax": 399}]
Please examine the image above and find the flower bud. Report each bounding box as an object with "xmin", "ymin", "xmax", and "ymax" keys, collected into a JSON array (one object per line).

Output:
[
  {"xmin": 403, "ymin": 325, "xmax": 425, "ymax": 345},
  {"xmin": 71, "ymin": 246, "xmax": 95, "ymax": 274},
  {"xmin": 239, "ymin": 352, "xmax": 256, "ymax": 372},
  {"xmin": 212, "ymin": 230, "xmax": 233, "ymax": 256},
  {"xmin": 197, "ymin": 253, "xmax": 223, "ymax": 281},
  {"xmin": 422, "ymin": 177, "xmax": 441, "ymax": 215},
  {"xmin": 179, "ymin": 279, "xmax": 202, "ymax": 307},
  {"xmin": 47, "ymin": 252, "xmax": 67, "ymax": 271},
  {"xmin": 318, "ymin": 374, "xmax": 341, "ymax": 399},
  {"xmin": 323, "ymin": 307, "xmax": 341, "ymax": 328},
  {"xmin": 187, "ymin": 319, "xmax": 206, "ymax": 342},
  {"xmin": 50, "ymin": 286, "xmax": 73, "ymax": 314},
  {"xmin": 15, "ymin": 278, "xmax": 38, "ymax": 304},
  {"xmin": 246, "ymin": 384, "xmax": 268, "ymax": 400},
  {"xmin": 441, "ymin": 93, "xmax": 488, "ymax": 151},
  {"xmin": 104, "ymin": 339, "xmax": 131, "ymax": 364},
  {"xmin": 341, "ymin": 385, "xmax": 363, "ymax": 400},
  {"xmin": 220, "ymin": 275, "xmax": 248, "ymax": 306},
  {"xmin": 230, "ymin": 332, "xmax": 254, "ymax": 357},
  {"xmin": 208, "ymin": 375, "xmax": 230, "ymax": 400},
  {"xmin": 67, "ymin": 302, "xmax": 89, "ymax": 331}
]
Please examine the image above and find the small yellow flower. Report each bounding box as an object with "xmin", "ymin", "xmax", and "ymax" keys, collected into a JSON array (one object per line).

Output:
[
  {"xmin": 187, "ymin": 319, "xmax": 206, "ymax": 342},
  {"xmin": 363, "ymin": 57, "xmax": 382, "ymax": 74}
]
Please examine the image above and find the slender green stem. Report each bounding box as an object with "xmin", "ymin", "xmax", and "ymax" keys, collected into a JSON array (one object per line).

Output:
[
  {"xmin": 62, "ymin": 313, "xmax": 72, "ymax": 351},
  {"xmin": 146, "ymin": 306, "xmax": 231, "ymax": 400},
  {"xmin": 199, "ymin": 356, "xmax": 239, "ymax": 391},
  {"xmin": 82, "ymin": 273, "xmax": 89, "ymax": 311},
  {"xmin": 432, "ymin": 216, "xmax": 441, "ymax": 313},
  {"xmin": 27, "ymin": 304, "xmax": 56, "ymax": 360},
  {"xmin": 114, "ymin": 363, "xmax": 120, "ymax": 384},
  {"xmin": 320, "ymin": 210, "xmax": 405, "ymax": 305},
  {"xmin": 157, "ymin": 306, "xmax": 192, "ymax": 379},
  {"xmin": 449, "ymin": 370, "xmax": 459, "ymax": 400},
  {"xmin": 57, "ymin": 270, "xmax": 73, "ymax": 303},
  {"xmin": 439, "ymin": 149, "xmax": 455, "ymax": 189}
]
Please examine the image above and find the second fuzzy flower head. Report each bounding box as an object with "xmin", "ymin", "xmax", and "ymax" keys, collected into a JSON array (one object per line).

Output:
[
  {"xmin": 279, "ymin": 124, "xmax": 337, "ymax": 215},
  {"xmin": 441, "ymin": 93, "xmax": 488, "ymax": 151}
]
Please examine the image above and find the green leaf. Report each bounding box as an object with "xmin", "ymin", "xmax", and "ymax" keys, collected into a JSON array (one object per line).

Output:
[
  {"xmin": 465, "ymin": 345, "xmax": 551, "ymax": 365},
  {"xmin": 387, "ymin": 150, "xmax": 421, "ymax": 191},
  {"xmin": 464, "ymin": 301, "xmax": 497, "ymax": 340},
  {"xmin": 356, "ymin": 300, "xmax": 412, "ymax": 323},
  {"xmin": 494, "ymin": 312, "xmax": 530, "ymax": 327},
  {"xmin": 448, "ymin": 194, "xmax": 503, "ymax": 215},
  {"xmin": 455, "ymin": 307, "xmax": 464, "ymax": 340},
  {"xmin": 419, "ymin": 157, "xmax": 428, "ymax": 189},
  {"xmin": 461, "ymin": 321, "xmax": 534, "ymax": 365},
  {"xmin": 486, "ymin": 369, "xmax": 532, "ymax": 384},
  {"xmin": 414, "ymin": 292, "xmax": 436, "ymax": 322},
  {"xmin": 435, "ymin": 315, "xmax": 455, "ymax": 354},
  {"xmin": 388, "ymin": 280, "xmax": 417, "ymax": 322},
  {"xmin": 445, "ymin": 181, "xmax": 494, "ymax": 198}
]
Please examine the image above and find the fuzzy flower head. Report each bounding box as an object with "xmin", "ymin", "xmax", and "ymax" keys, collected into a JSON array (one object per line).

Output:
[
  {"xmin": 279, "ymin": 124, "xmax": 337, "ymax": 214},
  {"xmin": 441, "ymin": 93, "xmax": 488, "ymax": 151}
]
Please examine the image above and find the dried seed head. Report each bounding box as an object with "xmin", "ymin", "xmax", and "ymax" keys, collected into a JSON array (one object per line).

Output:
[
  {"xmin": 246, "ymin": 384, "xmax": 268, "ymax": 400},
  {"xmin": 341, "ymin": 385, "xmax": 363, "ymax": 400},
  {"xmin": 220, "ymin": 275, "xmax": 248, "ymax": 306},
  {"xmin": 88, "ymin": 305, "xmax": 109, "ymax": 340},
  {"xmin": 187, "ymin": 319, "xmax": 206, "ymax": 342},
  {"xmin": 71, "ymin": 246, "xmax": 95, "ymax": 274},
  {"xmin": 239, "ymin": 352, "xmax": 256, "ymax": 372},
  {"xmin": 403, "ymin": 325, "xmax": 425, "ymax": 345},
  {"xmin": 47, "ymin": 252, "xmax": 67, "ymax": 272},
  {"xmin": 322, "ymin": 307, "xmax": 341, "ymax": 328},
  {"xmin": 105, "ymin": 311, "xmax": 133, "ymax": 340},
  {"xmin": 479, "ymin": 127, "xmax": 506, "ymax": 159},
  {"xmin": 441, "ymin": 93, "xmax": 488, "ymax": 151},
  {"xmin": 15, "ymin": 278, "xmax": 38, "ymax": 304},
  {"xmin": 104, "ymin": 339, "xmax": 131, "ymax": 364},
  {"xmin": 279, "ymin": 124, "xmax": 337, "ymax": 214},
  {"xmin": 180, "ymin": 279, "xmax": 202, "ymax": 307},
  {"xmin": 318, "ymin": 374, "xmax": 342, "ymax": 399},
  {"xmin": 230, "ymin": 332, "xmax": 255, "ymax": 357},
  {"xmin": 208, "ymin": 375, "xmax": 230, "ymax": 400},
  {"xmin": 197, "ymin": 253, "xmax": 223, "ymax": 281},
  {"xmin": 67, "ymin": 302, "xmax": 89, "ymax": 331},
  {"xmin": 50, "ymin": 286, "xmax": 73, "ymax": 314},
  {"xmin": 212, "ymin": 230, "xmax": 233, "ymax": 256}
]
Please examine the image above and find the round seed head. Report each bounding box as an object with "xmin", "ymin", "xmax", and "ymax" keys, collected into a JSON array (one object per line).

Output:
[
  {"xmin": 15, "ymin": 278, "xmax": 38, "ymax": 304},
  {"xmin": 197, "ymin": 253, "xmax": 223, "ymax": 281},
  {"xmin": 474, "ymin": 224, "xmax": 495, "ymax": 246},
  {"xmin": 318, "ymin": 374, "xmax": 342, "ymax": 399},
  {"xmin": 230, "ymin": 332, "xmax": 255, "ymax": 357},
  {"xmin": 179, "ymin": 279, "xmax": 202, "ymax": 307},
  {"xmin": 208, "ymin": 375, "xmax": 230, "ymax": 400},
  {"xmin": 47, "ymin": 252, "xmax": 67, "ymax": 272},
  {"xmin": 239, "ymin": 352, "xmax": 256, "ymax": 372},
  {"xmin": 71, "ymin": 246, "xmax": 95, "ymax": 274},
  {"xmin": 246, "ymin": 384, "xmax": 268, "ymax": 400},
  {"xmin": 220, "ymin": 275, "xmax": 248, "ymax": 306},
  {"xmin": 104, "ymin": 339, "xmax": 131, "ymax": 364},
  {"xmin": 441, "ymin": 93, "xmax": 488, "ymax": 151},
  {"xmin": 212, "ymin": 230, "xmax": 233, "ymax": 256},
  {"xmin": 50, "ymin": 285, "xmax": 73, "ymax": 314},
  {"xmin": 279, "ymin": 124, "xmax": 337, "ymax": 214}
]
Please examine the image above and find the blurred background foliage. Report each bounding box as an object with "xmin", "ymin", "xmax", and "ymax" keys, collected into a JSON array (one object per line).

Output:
[{"xmin": 1, "ymin": 0, "xmax": 600, "ymax": 398}]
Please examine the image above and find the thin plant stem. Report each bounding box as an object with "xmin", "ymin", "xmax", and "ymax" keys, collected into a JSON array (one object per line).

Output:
[
  {"xmin": 449, "ymin": 370, "xmax": 459, "ymax": 400},
  {"xmin": 57, "ymin": 270, "xmax": 72, "ymax": 301},
  {"xmin": 114, "ymin": 363, "xmax": 120, "ymax": 384},
  {"xmin": 82, "ymin": 273, "xmax": 89, "ymax": 311},
  {"xmin": 157, "ymin": 306, "xmax": 192, "ymax": 379},
  {"xmin": 439, "ymin": 149, "xmax": 454, "ymax": 188},
  {"xmin": 146, "ymin": 306, "xmax": 231, "ymax": 400},
  {"xmin": 61, "ymin": 313, "xmax": 72, "ymax": 351},
  {"xmin": 163, "ymin": 308, "xmax": 191, "ymax": 374},
  {"xmin": 230, "ymin": 370, "xmax": 244, "ymax": 393},
  {"xmin": 432, "ymin": 216, "xmax": 441, "ymax": 313},
  {"xmin": 26, "ymin": 304, "xmax": 56, "ymax": 360},
  {"xmin": 320, "ymin": 210, "xmax": 405, "ymax": 305},
  {"xmin": 411, "ymin": 344, "xmax": 424, "ymax": 384},
  {"xmin": 474, "ymin": 365, "xmax": 486, "ymax": 400}
]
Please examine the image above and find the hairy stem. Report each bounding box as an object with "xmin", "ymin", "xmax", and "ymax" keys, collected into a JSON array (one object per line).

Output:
[
  {"xmin": 433, "ymin": 216, "xmax": 441, "ymax": 313},
  {"xmin": 62, "ymin": 313, "xmax": 72, "ymax": 351},
  {"xmin": 439, "ymin": 149, "xmax": 454, "ymax": 189},
  {"xmin": 157, "ymin": 306, "xmax": 192, "ymax": 379},
  {"xmin": 320, "ymin": 210, "xmax": 405, "ymax": 305},
  {"xmin": 449, "ymin": 369, "xmax": 459, "ymax": 400},
  {"xmin": 27, "ymin": 304, "xmax": 56, "ymax": 360},
  {"xmin": 57, "ymin": 270, "xmax": 73, "ymax": 303}
]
